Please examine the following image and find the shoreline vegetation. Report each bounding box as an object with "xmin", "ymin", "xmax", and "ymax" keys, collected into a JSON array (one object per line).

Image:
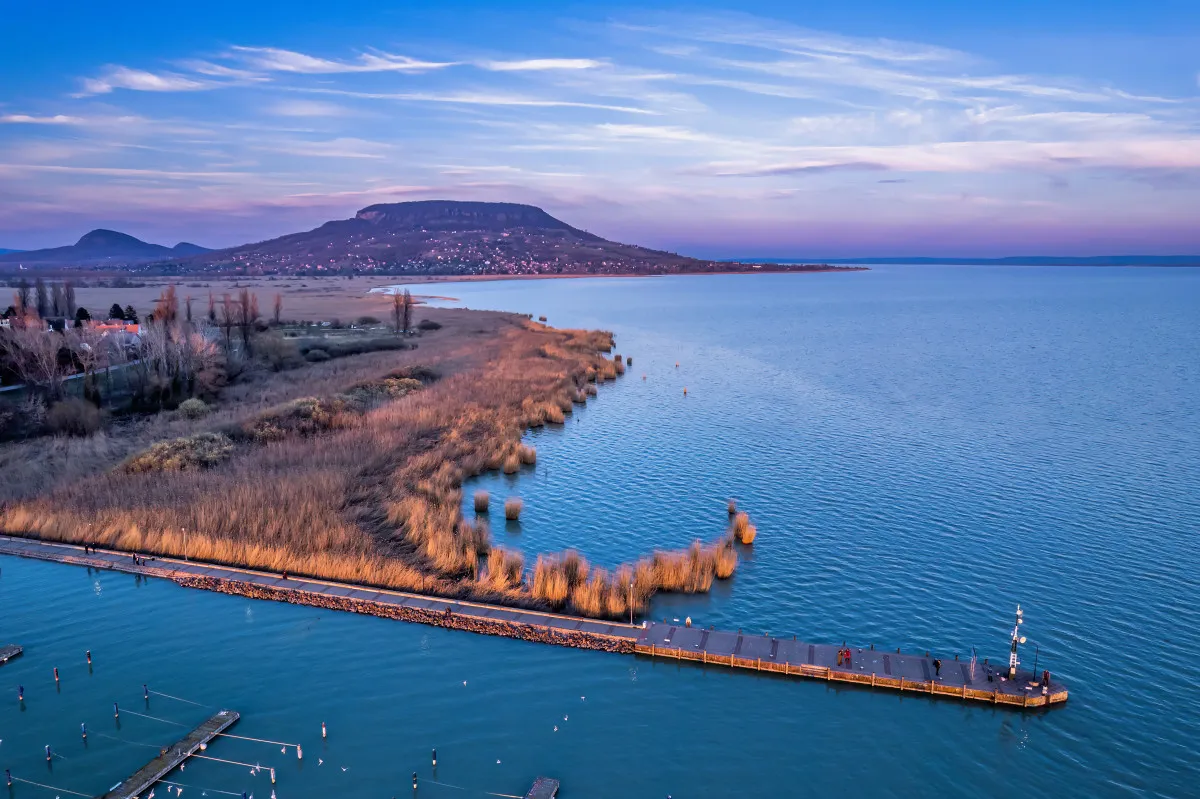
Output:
[{"xmin": 1, "ymin": 294, "xmax": 742, "ymax": 619}]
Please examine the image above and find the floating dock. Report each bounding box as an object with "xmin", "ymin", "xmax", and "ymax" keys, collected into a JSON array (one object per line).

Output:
[
  {"xmin": 0, "ymin": 643, "xmax": 22, "ymax": 665},
  {"xmin": 98, "ymin": 710, "xmax": 239, "ymax": 799},
  {"xmin": 525, "ymin": 776, "xmax": 560, "ymax": 799},
  {"xmin": 0, "ymin": 535, "xmax": 1067, "ymax": 709}
]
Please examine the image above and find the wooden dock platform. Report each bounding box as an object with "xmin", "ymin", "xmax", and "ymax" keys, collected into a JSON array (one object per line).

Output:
[
  {"xmin": 98, "ymin": 710, "xmax": 239, "ymax": 799},
  {"xmin": 0, "ymin": 643, "xmax": 22, "ymax": 665},
  {"xmin": 525, "ymin": 776, "xmax": 560, "ymax": 799},
  {"xmin": 0, "ymin": 534, "xmax": 1067, "ymax": 710}
]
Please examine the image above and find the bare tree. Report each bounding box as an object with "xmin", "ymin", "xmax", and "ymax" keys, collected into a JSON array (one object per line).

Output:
[
  {"xmin": 153, "ymin": 285, "xmax": 179, "ymax": 327},
  {"xmin": 52, "ymin": 283, "xmax": 63, "ymax": 317},
  {"xmin": 392, "ymin": 289, "xmax": 414, "ymax": 334},
  {"xmin": 207, "ymin": 292, "xmax": 217, "ymax": 323},
  {"xmin": 219, "ymin": 294, "xmax": 235, "ymax": 350},
  {"xmin": 63, "ymin": 281, "xmax": 77, "ymax": 319},
  {"xmin": 272, "ymin": 293, "xmax": 282, "ymax": 326},
  {"xmin": 16, "ymin": 278, "xmax": 30, "ymax": 313},
  {"xmin": 0, "ymin": 324, "xmax": 71, "ymax": 400},
  {"xmin": 236, "ymin": 288, "xmax": 259, "ymax": 352},
  {"xmin": 402, "ymin": 288, "xmax": 414, "ymax": 335},
  {"xmin": 34, "ymin": 278, "xmax": 48, "ymax": 317}
]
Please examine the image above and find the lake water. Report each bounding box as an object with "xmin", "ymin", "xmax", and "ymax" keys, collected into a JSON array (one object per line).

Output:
[{"xmin": 3, "ymin": 266, "xmax": 1199, "ymax": 797}]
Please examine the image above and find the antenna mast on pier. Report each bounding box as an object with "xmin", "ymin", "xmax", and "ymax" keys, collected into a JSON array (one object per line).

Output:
[{"xmin": 1008, "ymin": 605, "xmax": 1027, "ymax": 680}]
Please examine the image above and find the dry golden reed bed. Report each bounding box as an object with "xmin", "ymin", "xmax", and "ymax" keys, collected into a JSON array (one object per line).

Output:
[{"xmin": 1, "ymin": 308, "xmax": 737, "ymax": 617}]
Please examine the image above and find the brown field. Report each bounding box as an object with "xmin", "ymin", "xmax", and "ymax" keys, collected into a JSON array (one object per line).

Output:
[
  {"xmin": 63, "ymin": 276, "xmax": 448, "ymax": 324},
  {"xmin": 0, "ymin": 305, "xmax": 736, "ymax": 617}
]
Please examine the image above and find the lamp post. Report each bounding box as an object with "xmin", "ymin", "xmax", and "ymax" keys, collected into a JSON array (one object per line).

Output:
[
  {"xmin": 182, "ymin": 527, "xmax": 187, "ymax": 562},
  {"xmin": 1008, "ymin": 605, "xmax": 1027, "ymax": 680},
  {"xmin": 628, "ymin": 582, "xmax": 633, "ymax": 626}
]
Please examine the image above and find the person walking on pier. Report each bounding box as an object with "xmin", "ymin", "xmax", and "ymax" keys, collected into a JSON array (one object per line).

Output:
[{"xmin": 933, "ymin": 658, "xmax": 942, "ymax": 678}]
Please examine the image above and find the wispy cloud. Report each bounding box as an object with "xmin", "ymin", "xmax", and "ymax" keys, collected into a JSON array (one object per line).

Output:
[
  {"xmin": 480, "ymin": 58, "xmax": 605, "ymax": 71},
  {"xmin": 229, "ymin": 46, "xmax": 456, "ymax": 74},
  {"xmin": 0, "ymin": 114, "xmax": 83, "ymax": 125},
  {"xmin": 77, "ymin": 66, "xmax": 208, "ymax": 96}
]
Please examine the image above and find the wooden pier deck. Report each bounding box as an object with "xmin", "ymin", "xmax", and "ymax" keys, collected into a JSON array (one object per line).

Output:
[
  {"xmin": 0, "ymin": 535, "xmax": 1067, "ymax": 709},
  {"xmin": 0, "ymin": 643, "xmax": 22, "ymax": 665},
  {"xmin": 98, "ymin": 710, "xmax": 239, "ymax": 799},
  {"xmin": 525, "ymin": 776, "xmax": 560, "ymax": 799},
  {"xmin": 634, "ymin": 622, "xmax": 1067, "ymax": 708}
]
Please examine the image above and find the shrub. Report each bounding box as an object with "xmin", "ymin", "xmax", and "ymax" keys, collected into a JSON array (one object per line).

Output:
[
  {"xmin": 177, "ymin": 398, "xmax": 210, "ymax": 420},
  {"xmin": 124, "ymin": 432, "xmax": 234, "ymax": 473},
  {"xmin": 343, "ymin": 377, "xmax": 422, "ymax": 405},
  {"xmin": 504, "ymin": 497, "xmax": 523, "ymax": 520},
  {"xmin": 46, "ymin": 399, "xmax": 101, "ymax": 437},
  {"xmin": 388, "ymin": 364, "xmax": 440, "ymax": 382},
  {"xmin": 240, "ymin": 396, "xmax": 353, "ymax": 442},
  {"xmin": 357, "ymin": 315, "xmax": 382, "ymax": 326},
  {"xmin": 257, "ymin": 334, "xmax": 302, "ymax": 371},
  {"xmin": 304, "ymin": 348, "xmax": 330, "ymax": 362},
  {"xmin": 417, "ymin": 319, "xmax": 442, "ymax": 331},
  {"xmin": 474, "ymin": 490, "xmax": 489, "ymax": 513},
  {"xmin": 538, "ymin": 316, "xmax": 547, "ymax": 322}
]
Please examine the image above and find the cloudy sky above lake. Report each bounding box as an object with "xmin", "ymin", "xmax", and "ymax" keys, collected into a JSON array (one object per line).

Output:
[{"xmin": 2, "ymin": 0, "xmax": 1199, "ymax": 257}]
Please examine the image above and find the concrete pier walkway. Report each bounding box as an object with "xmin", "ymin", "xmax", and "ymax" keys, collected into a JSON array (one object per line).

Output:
[{"xmin": 0, "ymin": 534, "xmax": 1066, "ymax": 709}]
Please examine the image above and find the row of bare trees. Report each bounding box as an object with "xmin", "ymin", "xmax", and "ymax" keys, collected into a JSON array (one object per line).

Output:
[{"xmin": 10, "ymin": 278, "xmax": 77, "ymax": 320}]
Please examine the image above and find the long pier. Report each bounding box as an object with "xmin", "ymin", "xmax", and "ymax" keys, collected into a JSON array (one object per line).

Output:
[
  {"xmin": 0, "ymin": 534, "xmax": 1067, "ymax": 709},
  {"xmin": 0, "ymin": 644, "xmax": 22, "ymax": 665},
  {"xmin": 98, "ymin": 710, "xmax": 239, "ymax": 799}
]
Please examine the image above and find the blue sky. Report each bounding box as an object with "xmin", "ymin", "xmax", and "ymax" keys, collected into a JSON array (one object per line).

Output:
[{"xmin": 2, "ymin": 0, "xmax": 1199, "ymax": 257}]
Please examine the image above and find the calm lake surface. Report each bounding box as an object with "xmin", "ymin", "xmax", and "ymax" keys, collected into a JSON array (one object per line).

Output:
[{"xmin": 3, "ymin": 266, "xmax": 1198, "ymax": 797}]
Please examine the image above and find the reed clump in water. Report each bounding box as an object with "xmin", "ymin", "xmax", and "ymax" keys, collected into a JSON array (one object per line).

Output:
[
  {"xmin": 518, "ymin": 445, "xmax": 536, "ymax": 465},
  {"xmin": 732, "ymin": 511, "xmax": 757, "ymax": 544},
  {"xmin": 585, "ymin": 384, "xmax": 598, "ymax": 396},
  {"xmin": 474, "ymin": 490, "xmax": 489, "ymax": 514},
  {"xmin": 503, "ymin": 453, "xmax": 520, "ymax": 474},
  {"xmin": 727, "ymin": 498, "xmax": 737, "ymax": 516},
  {"xmin": 713, "ymin": 538, "xmax": 738, "ymax": 578},
  {"xmin": 504, "ymin": 497, "xmax": 523, "ymax": 520}
]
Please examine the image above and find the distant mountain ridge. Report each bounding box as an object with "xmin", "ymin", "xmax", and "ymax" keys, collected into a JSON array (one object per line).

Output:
[
  {"xmin": 158, "ymin": 200, "xmax": 845, "ymax": 276},
  {"xmin": 764, "ymin": 255, "xmax": 1200, "ymax": 266},
  {"xmin": 0, "ymin": 229, "xmax": 211, "ymax": 266}
]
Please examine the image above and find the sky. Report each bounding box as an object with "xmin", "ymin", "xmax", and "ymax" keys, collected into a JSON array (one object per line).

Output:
[{"xmin": 1, "ymin": 0, "xmax": 1199, "ymax": 258}]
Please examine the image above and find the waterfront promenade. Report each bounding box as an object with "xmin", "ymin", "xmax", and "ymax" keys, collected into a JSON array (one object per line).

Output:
[{"xmin": 0, "ymin": 534, "xmax": 1067, "ymax": 709}]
